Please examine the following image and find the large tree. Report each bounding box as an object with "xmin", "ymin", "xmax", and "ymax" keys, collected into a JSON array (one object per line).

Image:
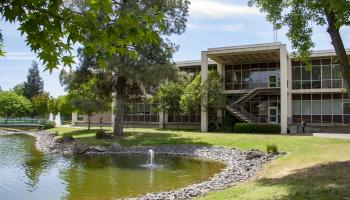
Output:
[
  {"xmin": 0, "ymin": 91, "xmax": 32, "ymax": 118},
  {"xmin": 249, "ymin": 0, "xmax": 350, "ymax": 89},
  {"xmin": 23, "ymin": 61, "xmax": 44, "ymax": 100},
  {"xmin": 11, "ymin": 83, "xmax": 25, "ymax": 96},
  {"xmin": 31, "ymin": 92, "xmax": 50, "ymax": 118}
]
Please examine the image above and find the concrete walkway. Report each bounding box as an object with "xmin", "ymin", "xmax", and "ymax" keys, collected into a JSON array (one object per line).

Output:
[{"xmin": 313, "ymin": 133, "xmax": 350, "ymax": 139}]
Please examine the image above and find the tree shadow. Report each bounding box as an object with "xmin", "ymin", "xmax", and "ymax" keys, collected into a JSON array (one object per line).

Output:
[{"xmin": 257, "ymin": 161, "xmax": 350, "ymax": 200}]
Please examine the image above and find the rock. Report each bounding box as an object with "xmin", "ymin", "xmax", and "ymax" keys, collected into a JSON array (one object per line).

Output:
[
  {"xmin": 71, "ymin": 141, "xmax": 90, "ymax": 154},
  {"xmin": 245, "ymin": 150, "xmax": 265, "ymax": 160},
  {"xmin": 109, "ymin": 143, "xmax": 122, "ymax": 152},
  {"xmin": 90, "ymin": 146, "xmax": 107, "ymax": 152}
]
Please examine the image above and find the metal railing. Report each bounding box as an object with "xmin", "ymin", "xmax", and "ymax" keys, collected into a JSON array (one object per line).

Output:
[
  {"xmin": 229, "ymin": 103, "xmax": 258, "ymax": 123},
  {"xmin": 0, "ymin": 118, "xmax": 44, "ymax": 126}
]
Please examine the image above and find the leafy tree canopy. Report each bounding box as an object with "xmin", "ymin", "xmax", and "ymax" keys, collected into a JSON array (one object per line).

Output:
[
  {"xmin": 11, "ymin": 83, "xmax": 25, "ymax": 96},
  {"xmin": 0, "ymin": 0, "xmax": 189, "ymax": 71},
  {"xmin": 0, "ymin": 91, "xmax": 32, "ymax": 118},
  {"xmin": 56, "ymin": 95, "xmax": 74, "ymax": 116},
  {"xmin": 31, "ymin": 92, "xmax": 50, "ymax": 117}
]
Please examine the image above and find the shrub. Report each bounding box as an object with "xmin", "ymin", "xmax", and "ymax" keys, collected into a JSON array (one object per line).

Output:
[
  {"xmin": 266, "ymin": 144, "xmax": 279, "ymax": 154},
  {"xmin": 95, "ymin": 130, "xmax": 112, "ymax": 139},
  {"xmin": 234, "ymin": 123, "xmax": 281, "ymax": 134},
  {"xmin": 40, "ymin": 120, "xmax": 55, "ymax": 130}
]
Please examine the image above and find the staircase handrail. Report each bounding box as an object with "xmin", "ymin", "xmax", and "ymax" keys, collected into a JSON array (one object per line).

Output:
[{"xmin": 230, "ymin": 103, "xmax": 258, "ymax": 122}]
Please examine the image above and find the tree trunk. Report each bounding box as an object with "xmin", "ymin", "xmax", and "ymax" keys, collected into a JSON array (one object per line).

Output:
[
  {"xmin": 88, "ymin": 114, "xmax": 91, "ymax": 130},
  {"xmin": 325, "ymin": 9, "xmax": 350, "ymax": 90},
  {"xmin": 114, "ymin": 77, "xmax": 126, "ymax": 136}
]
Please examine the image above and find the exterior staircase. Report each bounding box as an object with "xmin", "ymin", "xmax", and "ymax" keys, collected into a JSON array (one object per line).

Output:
[{"xmin": 225, "ymin": 87, "xmax": 280, "ymax": 123}]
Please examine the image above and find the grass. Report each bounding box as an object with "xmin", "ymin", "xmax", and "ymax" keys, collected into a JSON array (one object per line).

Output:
[{"xmin": 49, "ymin": 127, "xmax": 350, "ymax": 200}]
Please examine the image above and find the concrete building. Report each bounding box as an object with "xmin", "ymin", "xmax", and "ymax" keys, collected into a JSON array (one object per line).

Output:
[{"xmin": 73, "ymin": 42, "xmax": 350, "ymax": 133}]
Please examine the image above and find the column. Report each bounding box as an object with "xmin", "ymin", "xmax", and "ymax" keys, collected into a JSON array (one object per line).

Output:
[
  {"xmin": 201, "ymin": 51, "xmax": 209, "ymax": 132},
  {"xmin": 280, "ymin": 45, "xmax": 288, "ymax": 134},
  {"xmin": 159, "ymin": 111, "xmax": 164, "ymax": 129},
  {"xmin": 216, "ymin": 63, "xmax": 224, "ymax": 125},
  {"xmin": 72, "ymin": 112, "xmax": 78, "ymax": 126},
  {"xmin": 287, "ymin": 57, "xmax": 293, "ymax": 122}
]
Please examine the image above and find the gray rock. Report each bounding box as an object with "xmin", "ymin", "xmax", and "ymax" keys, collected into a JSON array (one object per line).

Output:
[
  {"xmin": 71, "ymin": 141, "xmax": 90, "ymax": 154},
  {"xmin": 109, "ymin": 143, "xmax": 122, "ymax": 152},
  {"xmin": 245, "ymin": 149, "xmax": 265, "ymax": 160},
  {"xmin": 90, "ymin": 146, "xmax": 107, "ymax": 152}
]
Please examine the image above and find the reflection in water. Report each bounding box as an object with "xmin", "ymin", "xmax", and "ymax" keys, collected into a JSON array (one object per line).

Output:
[{"xmin": 0, "ymin": 135, "xmax": 224, "ymax": 200}]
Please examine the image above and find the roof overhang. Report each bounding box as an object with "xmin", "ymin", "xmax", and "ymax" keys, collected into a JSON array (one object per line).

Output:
[{"xmin": 204, "ymin": 43, "xmax": 283, "ymax": 64}]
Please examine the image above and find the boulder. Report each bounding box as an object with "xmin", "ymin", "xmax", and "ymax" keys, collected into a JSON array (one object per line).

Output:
[
  {"xmin": 109, "ymin": 143, "xmax": 122, "ymax": 152},
  {"xmin": 245, "ymin": 150, "xmax": 265, "ymax": 160},
  {"xmin": 90, "ymin": 146, "xmax": 107, "ymax": 152},
  {"xmin": 71, "ymin": 141, "xmax": 90, "ymax": 154}
]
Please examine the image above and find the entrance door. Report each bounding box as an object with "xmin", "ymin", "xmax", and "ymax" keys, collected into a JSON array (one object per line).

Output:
[
  {"xmin": 268, "ymin": 107, "xmax": 278, "ymax": 123},
  {"xmin": 268, "ymin": 75, "xmax": 277, "ymax": 88}
]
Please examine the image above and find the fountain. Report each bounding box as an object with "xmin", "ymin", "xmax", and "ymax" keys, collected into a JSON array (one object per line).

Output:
[{"xmin": 148, "ymin": 149, "xmax": 154, "ymax": 167}]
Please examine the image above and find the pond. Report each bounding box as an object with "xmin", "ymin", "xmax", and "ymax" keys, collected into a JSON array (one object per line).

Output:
[{"xmin": 0, "ymin": 135, "xmax": 224, "ymax": 200}]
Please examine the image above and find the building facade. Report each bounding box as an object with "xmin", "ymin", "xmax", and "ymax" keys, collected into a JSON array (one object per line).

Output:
[{"xmin": 73, "ymin": 42, "xmax": 350, "ymax": 133}]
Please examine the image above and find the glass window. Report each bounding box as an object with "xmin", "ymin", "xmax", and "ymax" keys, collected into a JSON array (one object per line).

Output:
[
  {"xmin": 312, "ymin": 66, "xmax": 321, "ymax": 80},
  {"xmin": 333, "ymin": 99, "xmax": 343, "ymax": 115},
  {"xmin": 302, "ymin": 100, "xmax": 311, "ymax": 115},
  {"xmin": 322, "ymin": 65, "xmax": 331, "ymax": 80},
  {"xmin": 302, "ymin": 67, "xmax": 311, "ymax": 81},
  {"xmin": 292, "ymin": 67, "xmax": 301, "ymax": 81},
  {"xmin": 322, "ymin": 99, "xmax": 332, "ymax": 115},
  {"xmin": 292, "ymin": 100, "xmax": 301, "ymax": 115},
  {"xmin": 312, "ymin": 100, "xmax": 321, "ymax": 115},
  {"xmin": 344, "ymin": 101, "xmax": 350, "ymax": 115}
]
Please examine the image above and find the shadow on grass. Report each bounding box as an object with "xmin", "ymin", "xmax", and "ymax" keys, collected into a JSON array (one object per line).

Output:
[
  {"xmin": 66, "ymin": 128, "xmax": 211, "ymax": 147},
  {"xmin": 257, "ymin": 161, "xmax": 350, "ymax": 200}
]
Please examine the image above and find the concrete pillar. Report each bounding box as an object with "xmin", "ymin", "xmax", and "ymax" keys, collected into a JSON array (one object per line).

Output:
[
  {"xmin": 201, "ymin": 51, "xmax": 209, "ymax": 132},
  {"xmin": 72, "ymin": 112, "xmax": 78, "ymax": 126},
  {"xmin": 287, "ymin": 57, "xmax": 293, "ymax": 123},
  {"xmin": 280, "ymin": 45, "xmax": 288, "ymax": 134},
  {"xmin": 55, "ymin": 112, "xmax": 62, "ymax": 127},
  {"xmin": 217, "ymin": 63, "xmax": 225, "ymax": 91},
  {"xmin": 159, "ymin": 111, "xmax": 164, "ymax": 129}
]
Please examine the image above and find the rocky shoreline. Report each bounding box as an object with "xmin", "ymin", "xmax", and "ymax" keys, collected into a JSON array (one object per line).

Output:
[{"xmin": 0, "ymin": 129, "xmax": 280, "ymax": 200}]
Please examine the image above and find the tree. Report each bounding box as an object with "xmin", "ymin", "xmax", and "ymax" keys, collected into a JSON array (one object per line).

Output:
[
  {"xmin": 11, "ymin": 83, "xmax": 25, "ymax": 96},
  {"xmin": 23, "ymin": 61, "xmax": 44, "ymax": 100},
  {"xmin": 56, "ymin": 95, "xmax": 74, "ymax": 119},
  {"xmin": 180, "ymin": 71, "xmax": 225, "ymax": 117},
  {"xmin": 249, "ymin": 0, "xmax": 350, "ymax": 89},
  {"xmin": 0, "ymin": 91, "xmax": 32, "ymax": 118},
  {"xmin": 31, "ymin": 93, "xmax": 50, "ymax": 118},
  {"xmin": 69, "ymin": 86, "xmax": 111, "ymax": 130},
  {"xmin": 0, "ymin": 85, "xmax": 2, "ymax": 91},
  {"xmin": 2, "ymin": 0, "xmax": 189, "ymax": 135}
]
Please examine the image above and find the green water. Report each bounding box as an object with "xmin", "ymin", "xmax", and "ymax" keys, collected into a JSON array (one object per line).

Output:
[{"xmin": 0, "ymin": 135, "xmax": 224, "ymax": 200}]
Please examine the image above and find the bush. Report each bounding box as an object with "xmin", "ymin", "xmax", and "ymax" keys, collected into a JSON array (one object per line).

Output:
[
  {"xmin": 234, "ymin": 123, "xmax": 281, "ymax": 134},
  {"xmin": 95, "ymin": 130, "xmax": 112, "ymax": 139},
  {"xmin": 40, "ymin": 120, "xmax": 55, "ymax": 130},
  {"xmin": 266, "ymin": 144, "xmax": 279, "ymax": 154}
]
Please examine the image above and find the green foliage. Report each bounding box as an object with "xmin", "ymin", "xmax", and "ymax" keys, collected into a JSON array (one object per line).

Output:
[
  {"xmin": 266, "ymin": 143, "xmax": 279, "ymax": 154},
  {"xmin": 0, "ymin": 91, "xmax": 32, "ymax": 118},
  {"xmin": 56, "ymin": 95, "xmax": 74, "ymax": 116},
  {"xmin": 234, "ymin": 123, "xmax": 281, "ymax": 134},
  {"xmin": 31, "ymin": 93, "xmax": 50, "ymax": 117},
  {"xmin": 48, "ymin": 97, "xmax": 59, "ymax": 115},
  {"xmin": 152, "ymin": 77, "xmax": 188, "ymax": 114},
  {"xmin": 95, "ymin": 130, "xmax": 112, "ymax": 139},
  {"xmin": 180, "ymin": 70, "xmax": 225, "ymax": 115},
  {"xmin": 23, "ymin": 61, "xmax": 44, "ymax": 100},
  {"xmin": 40, "ymin": 120, "xmax": 55, "ymax": 130},
  {"xmin": 11, "ymin": 83, "xmax": 25, "ymax": 96},
  {"xmin": 60, "ymin": 133, "xmax": 74, "ymax": 142},
  {"xmin": 180, "ymin": 74, "xmax": 201, "ymax": 114}
]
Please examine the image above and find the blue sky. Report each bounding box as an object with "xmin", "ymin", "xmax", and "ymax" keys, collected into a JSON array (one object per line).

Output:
[{"xmin": 1, "ymin": 0, "xmax": 350, "ymax": 97}]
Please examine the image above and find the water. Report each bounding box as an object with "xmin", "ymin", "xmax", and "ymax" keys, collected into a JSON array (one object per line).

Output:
[{"xmin": 0, "ymin": 135, "xmax": 224, "ymax": 200}]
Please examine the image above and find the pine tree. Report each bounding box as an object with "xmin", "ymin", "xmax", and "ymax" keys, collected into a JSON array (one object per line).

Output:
[{"xmin": 23, "ymin": 61, "xmax": 44, "ymax": 100}]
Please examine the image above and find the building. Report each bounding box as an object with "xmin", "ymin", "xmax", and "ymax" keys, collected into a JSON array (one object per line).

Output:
[{"xmin": 73, "ymin": 42, "xmax": 350, "ymax": 133}]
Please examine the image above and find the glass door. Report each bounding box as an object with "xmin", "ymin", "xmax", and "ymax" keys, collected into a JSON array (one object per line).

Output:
[
  {"xmin": 268, "ymin": 75, "xmax": 277, "ymax": 88},
  {"xmin": 268, "ymin": 107, "xmax": 278, "ymax": 123}
]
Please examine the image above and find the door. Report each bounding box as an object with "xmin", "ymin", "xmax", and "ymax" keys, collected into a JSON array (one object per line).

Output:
[
  {"xmin": 268, "ymin": 107, "xmax": 278, "ymax": 123},
  {"xmin": 268, "ymin": 75, "xmax": 277, "ymax": 88}
]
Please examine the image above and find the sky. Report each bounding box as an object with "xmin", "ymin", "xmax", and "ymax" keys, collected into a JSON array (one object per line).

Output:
[{"xmin": 1, "ymin": 0, "xmax": 350, "ymax": 97}]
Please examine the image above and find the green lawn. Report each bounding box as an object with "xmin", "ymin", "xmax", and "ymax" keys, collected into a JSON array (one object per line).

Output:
[{"xmin": 49, "ymin": 127, "xmax": 350, "ymax": 200}]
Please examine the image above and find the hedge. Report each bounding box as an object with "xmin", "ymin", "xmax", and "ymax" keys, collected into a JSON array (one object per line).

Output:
[{"xmin": 234, "ymin": 123, "xmax": 281, "ymax": 134}]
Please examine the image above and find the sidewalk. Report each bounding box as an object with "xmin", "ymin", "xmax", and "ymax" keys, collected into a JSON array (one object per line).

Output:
[{"xmin": 313, "ymin": 133, "xmax": 350, "ymax": 139}]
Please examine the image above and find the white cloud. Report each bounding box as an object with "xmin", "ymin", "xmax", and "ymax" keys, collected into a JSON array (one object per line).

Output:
[
  {"xmin": 190, "ymin": 0, "xmax": 260, "ymax": 19},
  {"xmin": 188, "ymin": 23, "xmax": 244, "ymax": 32},
  {"xmin": 0, "ymin": 52, "xmax": 36, "ymax": 61}
]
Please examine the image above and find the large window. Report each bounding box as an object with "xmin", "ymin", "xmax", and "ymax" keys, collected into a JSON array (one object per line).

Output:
[
  {"xmin": 125, "ymin": 103, "xmax": 159, "ymax": 123},
  {"xmin": 292, "ymin": 93, "xmax": 350, "ymax": 124},
  {"xmin": 292, "ymin": 58, "xmax": 344, "ymax": 89},
  {"xmin": 225, "ymin": 62, "xmax": 280, "ymax": 90}
]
